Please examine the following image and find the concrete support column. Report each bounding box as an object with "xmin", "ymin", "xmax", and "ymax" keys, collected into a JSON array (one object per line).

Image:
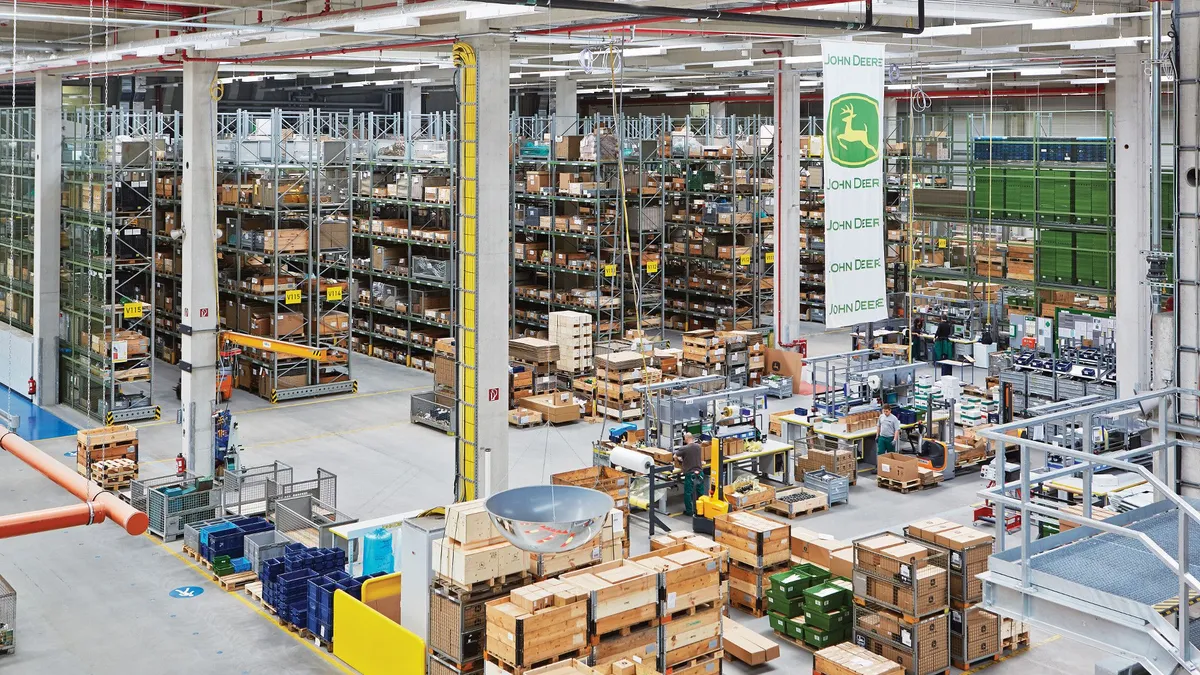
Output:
[
  {"xmin": 1112, "ymin": 51, "xmax": 1152, "ymax": 397},
  {"xmin": 32, "ymin": 72, "xmax": 61, "ymax": 406},
  {"xmin": 467, "ymin": 35, "xmax": 510, "ymax": 495},
  {"xmin": 1177, "ymin": 0, "xmax": 1200, "ymax": 488},
  {"xmin": 774, "ymin": 58, "xmax": 802, "ymax": 347},
  {"xmin": 553, "ymin": 76, "xmax": 577, "ymax": 136},
  {"xmin": 180, "ymin": 61, "xmax": 219, "ymax": 476},
  {"xmin": 402, "ymin": 83, "xmax": 422, "ymax": 133}
]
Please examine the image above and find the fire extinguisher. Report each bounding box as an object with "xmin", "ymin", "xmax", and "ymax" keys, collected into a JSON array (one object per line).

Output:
[
  {"xmin": 27, "ymin": 377, "xmax": 35, "ymax": 396},
  {"xmin": 175, "ymin": 453, "xmax": 186, "ymax": 476}
]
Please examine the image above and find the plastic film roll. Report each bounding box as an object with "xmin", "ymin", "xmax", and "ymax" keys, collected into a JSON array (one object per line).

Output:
[{"xmin": 609, "ymin": 446, "xmax": 654, "ymax": 474}]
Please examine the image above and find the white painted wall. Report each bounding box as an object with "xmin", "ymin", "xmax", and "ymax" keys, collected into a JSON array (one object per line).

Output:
[{"xmin": 0, "ymin": 324, "xmax": 34, "ymax": 400}]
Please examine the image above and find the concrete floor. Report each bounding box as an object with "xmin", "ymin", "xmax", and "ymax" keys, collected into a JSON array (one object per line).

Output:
[{"xmin": 0, "ymin": 323, "xmax": 1098, "ymax": 674}]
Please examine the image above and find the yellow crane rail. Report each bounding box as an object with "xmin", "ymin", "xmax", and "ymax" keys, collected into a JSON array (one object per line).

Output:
[{"xmin": 220, "ymin": 331, "xmax": 347, "ymax": 363}]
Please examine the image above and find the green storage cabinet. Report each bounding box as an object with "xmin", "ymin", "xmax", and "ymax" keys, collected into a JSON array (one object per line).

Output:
[
  {"xmin": 1038, "ymin": 169, "xmax": 1072, "ymax": 223},
  {"xmin": 973, "ymin": 167, "xmax": 1004, "ymax": 218},
  {"xmin": 1005, "ymin": 168, "xmax": 1036, "ymax": 221}
]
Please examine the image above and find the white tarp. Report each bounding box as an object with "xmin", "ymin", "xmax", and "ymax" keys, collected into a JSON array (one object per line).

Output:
[{"xmin": 822, "ymin": 41, "xmax": 888, "ymax": 328}]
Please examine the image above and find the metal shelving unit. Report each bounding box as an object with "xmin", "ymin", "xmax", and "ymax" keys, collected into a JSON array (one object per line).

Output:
[
  {"xmin": 348, "ymin": 111, "xmax": 456, "ymax": 373},
  {"xmin": 0, "ymin": 108, "xmax": 35, "ymax": 334},
  {"xmin": 60, "ymin": 108, "xmax": 162, "ymax": 423}
]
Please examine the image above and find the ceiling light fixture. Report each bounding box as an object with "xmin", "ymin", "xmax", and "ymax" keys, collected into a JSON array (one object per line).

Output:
[
  {"xmin": 1031, "ymin": 14, "xmax": 1112, "ymax": 30},
  {"xmin": 944, "ymin": 71, "xmax": 989, "ymax": 78},
  {"xmin": 411, "ymin": 78, "xmax": 432, "ymax": 84},
  {"xmin": 348, "ymin": 66, "xmax": 377, "ymax": 75},
  {"xmin": 1019, "ymin": 67, "xmax": 1062, "ymax": 76},
  {"xmin": 391, "ymin": 64, "xmax": 421, "ymax": 73},
  {"xmin": 1068, "ymin": 37, "xmax": 1142, "ymax": 50},
  {"xmin": 1070, "ymin": 77, "xmax": 1112, "ymax": 85},
  {"xmin": 918, "ymin": 24, "xmax": 973, "ymax": 37},
  {"xmin": 712, "ymin": 59, "xmax": 754, "ymax": 68},
  {"xmin": 782, "ymin": 55, "xmax": 822, "ymax": 64},
  {"xmin": 623, "ymin": 46, "xmax": 665, "ymax": 58},
  {"xmin": 354, "ymin": 14, "xmax": 418, "ymax": 32}
]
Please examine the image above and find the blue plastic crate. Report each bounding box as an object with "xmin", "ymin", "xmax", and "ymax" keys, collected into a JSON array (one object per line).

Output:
[{"xmin": 336, "ymin": 579, "xmax": 362, "ymax": 601}]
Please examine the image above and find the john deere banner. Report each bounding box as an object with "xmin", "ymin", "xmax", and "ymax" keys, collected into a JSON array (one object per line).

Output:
[{"xmin": 822, "ymin": 41, "xmax": 887, "ymax": 328}]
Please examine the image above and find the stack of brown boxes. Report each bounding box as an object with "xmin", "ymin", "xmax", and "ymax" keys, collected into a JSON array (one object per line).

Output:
[
  {"xmin": 791, "ymin": 527, "xmax": 854, "ymax": 580},
  {"xmin": 796, "ymin": 441, "xmax": 857, "ymax": 486},
  {"xmin": 680, "ymin": 330, "xmax": 726, "ymax": 379},
  {"xmin": 485, "ymin": 579, "xmax": 591, "ymax": 673},
  {"xmin": 813, "ymin": 643, "xmax": 904, "ymax": 675},
  {"xmin": 904, "ymin": 518, "xmax": 1000, "ymax": 669},
  {"xmin": 630, "ymin": 544, "xmax": 724, "ymax": 673},
  {"xmin": 594, "ymin": 351, "xmax": 647, "ymax": 421},
  {"xmin": 431, "ymin": 501, "xmax": 527, "ymax": 591},
  {"xmin": 746, "ymin": 333, "xmax": 766, "ymax": 385},
  {"xmin": 716, "ymin": 512, "xmax": 791, "ymax": 617},
  {"xmin": 719, "ymin": 330, "xmax": 751, "ymax": 386},
  {"xmin": 560, "ymin": 560, "xmax": 662, "ymax": 669},
  {"xmin": 851, "ymin": 534, "xmax": 950, "ymax": 675},
  {"xmin": 549, "ymin": 310, "xmax": 594, "ymax": 375}
]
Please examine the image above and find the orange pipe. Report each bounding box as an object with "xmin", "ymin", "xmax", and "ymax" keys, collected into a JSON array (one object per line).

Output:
[
  {"xmin": 0, "ymin": 503, "xmax": 107, "ymax": 539},
  {"xmin": 0, "ymin": 430, "xmax": 149, "ymax": 536}
]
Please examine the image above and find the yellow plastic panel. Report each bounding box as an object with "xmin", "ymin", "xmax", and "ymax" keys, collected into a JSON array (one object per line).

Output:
[{"xmin": 332, "ymin": 588, "xmax": 424, "ymax": 675}]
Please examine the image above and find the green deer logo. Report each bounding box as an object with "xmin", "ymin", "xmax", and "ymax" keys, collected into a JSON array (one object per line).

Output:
[{"xmin": 826, "ymin": 93, "xmax": 881, "ymax": 168}]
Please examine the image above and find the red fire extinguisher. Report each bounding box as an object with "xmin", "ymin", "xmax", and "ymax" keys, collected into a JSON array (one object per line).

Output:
[
  {"xmin": 27, "ymin": 377, "xmax": 35, "ymax": 396},
  {"xmin": 175, "ymin": 453, "xmax": 186, "ymax": 476}
]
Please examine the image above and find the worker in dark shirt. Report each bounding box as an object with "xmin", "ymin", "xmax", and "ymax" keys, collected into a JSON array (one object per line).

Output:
[
  {"xmin": 674, "ymin": 432, "xmax": 705, "ymax": 517},
  {"xmin": 933, "ymin": 321, "xmax": 955, "ymax": 375}
]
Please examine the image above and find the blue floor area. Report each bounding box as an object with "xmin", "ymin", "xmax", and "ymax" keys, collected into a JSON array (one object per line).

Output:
[{"xmin": 0, "ymin": 385, "xmax": 77, "ymax": 440}]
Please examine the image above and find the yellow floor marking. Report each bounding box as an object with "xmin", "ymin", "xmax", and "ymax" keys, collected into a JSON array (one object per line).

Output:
[
  {"xmin": 962, "ymin": 634, "xmax": 1061, "ymax": 674},
  {"xmin": 147, "ymin": 534, "xmax": 355, "ymax": 674},
  {"xmin": 134, "ymin": 386, "xmax": 424, "ymax": 429}
]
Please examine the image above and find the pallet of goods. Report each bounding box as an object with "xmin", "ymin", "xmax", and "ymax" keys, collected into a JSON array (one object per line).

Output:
[
  {"xmin": 813, "ymin": 642, "xmax": 904, "ymax": 675},
  {"xmin": 876, "ymin": 453, "xmax": 943, "ymax": 493},
  {"xmin": 722, "ymin": 480, "xmax": 775, "ymax": 512},
  {"xmin": 766, "ymin": 563, "xmax": 852, "ymax": 650},
  {"xmin": 680, "ymin": 330, "xmax": 725, "ymax": 379},
  {"xmin": 527, "ymin": 508, "xmax": 626, "ymax": 580},
  {"xmin": 76, "ymin": 424, "xmax": 139, "ymax": 480},
  {"xmin": 525, "ymin": 658, "xmax": 661, "ymax": 675},
  {"xmin": 485, "ymin": 579, "xmax": 590, "ymax": 674},
  {"xmin": 549, "ymin": 310, "xmax": 594, "ymax": 375},
  {"xmin": 561, "ymin": 559, "xmax": 659, "ymax": 637},
  {"xmin": 594, "ymin": 351, "xmax": 647, "ymax": 421},
  {"xmin": 948, "ymin": 604, "xmax": 1001, "ymax": 670},
  {"xmin": 89, "ymin": 457, "xmax": 138, "ymax": 490},
  {"xmin": 796, "ymin": 445, "xmax": 857, "ymax": 487},
  {"xmin": 716, "ymin": 512, "xmax": 790, "ymax": 617},
  {"xmin": 903, "ymin": 518, "xmax": 993, "ymax": 607},
  {"xmin": 767, "ymin": 487, "xmax": 828, "ymax": 519},
  {"xmin": 552, "ymin": 466, "xmax": 631, "ymax": 555},
  {"xmin": 721, "ymin": 615, "xmax": 780, "ymax": 666},
  {"xmin": 791, "ymin": 528, "xmax": 854, "ymax": 580},
  {"xmin": 433, "ymin": 500, "xmax": 528, "ymax": 592}
]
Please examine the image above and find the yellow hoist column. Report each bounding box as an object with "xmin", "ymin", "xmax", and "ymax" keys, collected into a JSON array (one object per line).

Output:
[{"xmin": 453, "ymin": 42, "xmax": 480, "ymax": 502}]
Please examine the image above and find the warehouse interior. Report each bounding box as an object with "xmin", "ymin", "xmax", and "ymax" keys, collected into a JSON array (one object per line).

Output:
[{"xmin": 0, "ymin": 1, "xmax": 1196, "ymax": 674}]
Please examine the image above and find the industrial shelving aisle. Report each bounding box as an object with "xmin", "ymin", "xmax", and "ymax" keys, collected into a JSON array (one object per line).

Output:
[
  {"xmin": 661, "ymin": 115, "xmax": 775, "ymax": 332},
  {"xmin": 794, "ymin": 117, "xmax": 824, "ymax": 324},
  {"xmin": 348, "ymin": 111, "xmax": 456, "ymax": 372},
  {"xmin": 0, "ymin": 108, "xmax": 35, "ymax": 334},
  {"xmin": 152, "ymin": 111, "xmax": 183, "ymax": 367},
  {"xmin": 60, "ymin": 108, "xmax": 162, "ymax": 423},
  {"xmin": 609, "ymin": 113, "xmax": 668, "ymax": 336},
  {"xmin": 214, "ymin": 110, "xmax": 354, "ymax": 402},
  {"xmin": 510, "ymin": 115, "xmax": 628, "ymax": 343}
]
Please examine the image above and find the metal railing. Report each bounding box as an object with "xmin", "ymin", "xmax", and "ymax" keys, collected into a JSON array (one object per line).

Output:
[{"xmin": 978, "ymin": 387, "xmax": 1200, "ymax": 669}]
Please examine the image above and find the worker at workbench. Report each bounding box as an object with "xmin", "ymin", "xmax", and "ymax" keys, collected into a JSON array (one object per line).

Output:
[
  {"xmin": 933, "ymin": 321, "xmax": 955, "ymax": 375},
  {"xmin": 674, "ymin": 432, "xmax": 705, "ymax": 517},
  {"xmin": 877, "ymin": 404, "xmax": 901, "ymax": 456}
]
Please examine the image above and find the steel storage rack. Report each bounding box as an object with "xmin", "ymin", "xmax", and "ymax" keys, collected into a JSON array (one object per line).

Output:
[
  {"xmin": 0, "ymin": 108, "xmax": 35, "ymax": 334},
  {"xmin": 214, "ymin": 109, "xmax": 355, "ymax": 403},
  {"xmin": 150, "ymin": 112, "xmax": 184, "ymax": 366},
  {"xmin": 347, "ymin": 111, "xmax": 457, "ymax": 372},
  {"xmin": 60, "ymin": 108, "xmax": 163, "ymax": 424}
]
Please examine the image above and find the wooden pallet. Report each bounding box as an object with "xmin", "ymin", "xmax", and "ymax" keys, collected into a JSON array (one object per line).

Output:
[
  {"xmin": 665, "ymin": 649, "xmax": 724, "ymax": 675},
  {"xmin": 432, "ymin": 572, "xmax": 528, "ymax": 601},
  {"xmin": 299, "ymin": 628, "xmax": 335, "ymax": 653},
  {"xmin": 764, "ymin": 502, "xmax": 828, "ymax": 519},
  {"xmin": 1002, "ymin": 632, "xmax": 1031, "ymax": 651},
  {"xmin": 952, "ymin": 653, "xmax": 1001, "ymax": 670},
  {"xmin": 876, "ymin": 476, "xmax": 940, "ymax": 494},
  {"xmin": 218, "ymin": 570, "xmax": 259, "ymax": 591},
  {"xmin": 662, "ymin": 600, "xmax": 721, "ymax": 624},
  {"xmin": 0, "ymin": 646, "xmax": 14, "ymax": 656},
  {"xmin": 729, "ymin": 594, "xmax": 768, "ymax": 618},
  {"xmin": 591, "ymin": 615, "xmax": 660, "ymax": 644},
  {"xmin": 245, "ymin": 581, "xmax": 264, "ymax": 603},
  {"xmin": 770, "ymin": 629, "xmax": 831, "ymax": 654},
  {"xmin": 484, "ymin": 647, "xmax": 590, "ymax": 674}
]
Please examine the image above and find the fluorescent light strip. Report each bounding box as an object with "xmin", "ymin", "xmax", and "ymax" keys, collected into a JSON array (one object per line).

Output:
[
  {"xmin": 353, "ymin": 14, "xmax": 418, "ymax": 32},
  {"xmin": 918, "ymin": 24, "xmax": 973, "ymax": 37},
  {"xmin": 623, "ymin": 46, "xmax": 665, "ymax": 58},
  {"xmin": 391, "ymin": 64, "xmax": 421, "ymax": 73},
  {"xmin": 348, "ymin": 66, "xmax": 377, "ymax": 75},
  {"xmin": 944, "ymin": 71, "xmax": 989, "ymax": 79},
  {"xmin": 1019, "ymin": 67, "xmax": 1062, "ymax": 76},
  {"xmin": 713, "ymin": 59, "xmax": 754, "ymax": 68},
  {"xmin": 1031, "ymin": 14, "xmax": 1112, "ymax": 30},
  {"xmin": 782, "ymin": 55, "xmax": 822, "ymax": 64},
  {"xmin": 1070, "ymin": 77, "xmax": 1112, "ymax": 85},
  {"xmin": 1069, "ymin": 37, "xmax": 1142, "ymax": 50}
]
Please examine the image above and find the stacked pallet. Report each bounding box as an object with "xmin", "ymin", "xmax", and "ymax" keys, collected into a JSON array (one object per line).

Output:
[
  {"xmin": 435, "ymin": 337, "xmax": 456, "ymax": 399},
  {"xmin": 746, "ymin": 334, "xmax": 766, "ymax": 385},
  {"xmin": 680, "ymin": 330, "xmax": 725, "ymax": 379},
  {"xmin": 903, "ymin": 518, "xmax": 993, "ymax": 607},
  {"xmin": 1006, "ymin": 242, "xmax": 1035, "ymax": 281},
  {"xmin": 486, "ymin": 579, "xmax": 591, "ymax": 673},
  {"xmin": 433, "ymin": 500, "xmax": 528, "ymax": 592},
  {"xmin": 766, "ymin": 563, "xmax": 851, "ymax": 649},
  {"xmin": 510, "ymin": 337, "xmax": 561, "ymax": 364},
  {"xmin": 851, "ymin": 534, "xmax": 951, "ymax": 675},
  {"xmin": 526, "ymin": 659, "xmax": 661, "ymax": 675},
  {"xmin": 594, "ymin": 351, "xmax": 647, "ymax": 421},
  {"xmin": 630, "ymin": 544, "xmax": 725, "ymax": 672},
  {"xmin": 720, "ymin": 331, "xmax": 751, "ymax": 387},
  {"xmin": 89, "ymin": 457, "xmax": 138, "ymax": 490},
  {"xmin": 549, "ymin": 311, "xmax": 594, "ymax": 375},
  {"xmin": 813, "ymin": 643, "xmax": 903, "ymax": 675},
  {"xmin": 76, "ymin": 424, "xmax": 139, "ymax": 483},
  {"xmin": 715, "ymin": 512, "xmax": 790, "ymax": 617}
]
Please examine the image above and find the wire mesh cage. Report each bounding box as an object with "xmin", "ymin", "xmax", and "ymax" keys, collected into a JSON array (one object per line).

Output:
[
  {"xmin": 222, "ymin": 461, "xmax": 294, "ymax": 517},
  {"xmin": 263, "ymin": 468, "xmax": 338, "ymax": 518},
  {"xmin": 852, "ymin": 598, "xmax": 950, "ymax": 675},
  {"xmin": 130, "ymin": 472, "xmax": 221, "ymax": 541},
  {"xmin": 274, "ymin": 494, "xmax": 357, "ymax": 548},
  {"xmin": 0, "ymin": 573, "xmax": 13, "ymax": 654},
  {"xmin": 852, "ymin": 534, "xmax": 950, "ymax": 620},
  {"xmin": 411, "ymin": 390, "xmax": 455, "ymax": 433}
]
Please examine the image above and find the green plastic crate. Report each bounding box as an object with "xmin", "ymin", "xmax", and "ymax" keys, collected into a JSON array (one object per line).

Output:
[
  {"xmin": 973, "ymin": 168, "xmax": 1003, "ymax": 219},
  {"xmin": 786, "ymin": 615, "xmax": 807, "ymax": 641},
  {"xmin": 767, "ymin": 590, "xmax": 806, "ymax": 618},
  {"xmin": 804, "ymin": 582, "xmax": 849, "ymax": 613},
  {"xmin": 770, "ymin": 570, "xmax": 814, "ymax": 599},
  {"xmin": 1004, "ymin": 168, "xmax": 1036, "ymax": 221},
  {"xmin": 792, "ymin": 562, "xmax": 832, "ymax": 586},
  {"xmin": 803, "ymin": 624, "xmax": 844, "ymax": 649},
  {"xmin": 803, "ymin": 607, "xmax": 849, "ymax": 632},
  {"xmin": 768, "ymin": 611, "xmax": 789, "ymax": 635}
]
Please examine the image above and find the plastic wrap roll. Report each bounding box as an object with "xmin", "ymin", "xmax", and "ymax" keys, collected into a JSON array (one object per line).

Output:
[{"xmin": 610, "ymin": 446, "xmax": 654, "ymax": 474}]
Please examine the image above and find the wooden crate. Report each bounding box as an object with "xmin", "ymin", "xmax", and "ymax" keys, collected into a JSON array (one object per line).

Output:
[
  {"xmin": 486, "ymin": 580, "xmax": 590, "ymax": 670},
  {"xmin": 714, "ymin": 512, "xmax": 790, "ymax": 569},
  {"xmin": 433, "ymin": 538, "xmax": 527, "ymax": 589},
  {"xmin": 590, "ymin": 625, "xmax": 659, "ymax": 668},
  {"xmin": 629, "ymin": 544, "xmax": 722, "ymax": 617},
  {"xmin": 561, "ymin": 559, "xmax": 658, "ymax": 636},
  {"xmin": 767, "ymin": 486, "xmax": 827, "ymax": 518},
  {"xmin": 76, "ymin": 424, "xmax": 138, "ymax": 475},
  {"xmin": 660, "ymin": 604, "xmax": 722, "ymax": 669},
  {"xmin": 446, "ymin": 500, "xmax": 508, "ymax": 549},
  {"xmin": 722, "ymin": 484, "xmax": 775, "ymax": 512}
]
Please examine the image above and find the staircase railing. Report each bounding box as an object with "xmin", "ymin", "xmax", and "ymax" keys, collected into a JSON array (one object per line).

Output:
[{"xmin": 979, "ymin": 387, "xmax": 1200, "ymax": 670}]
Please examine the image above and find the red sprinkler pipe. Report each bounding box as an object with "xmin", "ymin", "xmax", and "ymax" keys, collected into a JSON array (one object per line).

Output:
[
  {"xmin": 0, "ymin": 503, "xmax": 108, "ymax": 539},
  {"xmin": 0, "ymin": 430, "xmax": 149, "ymax": 536}
]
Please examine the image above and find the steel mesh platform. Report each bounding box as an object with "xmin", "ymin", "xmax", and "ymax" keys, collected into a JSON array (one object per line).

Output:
[{"xmin": 1029, "ymin": 502, "xmax": 1200, "ymax": 606}]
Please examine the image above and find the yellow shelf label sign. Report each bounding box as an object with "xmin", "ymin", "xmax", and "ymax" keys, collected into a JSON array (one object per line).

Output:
[
  {"xmin": 765, "ymin": 252, "xmax": 775, "ymax": 264},
  {"xmin": 739, "ymin": 253, "xmax": 752, "ymax": 266},
  {"xmin": 285, "ymin": 289, "xmax": 302, "ymax": 305},
  {"xmin": 646, "ymin": 260, "xmax": 659, "ymax": 274},
  {"xmin": 326, "ymin": 286, "xmax": 343, "ymax": 302},
  {"xmin": 122, "ymin": 302, "xmax": 143, "ymax": 319},
  {"xmin": 937, "ymin": 238, "xmax": 948, "ymax": 249},
  {"xmin": 603, "ymin": 264, "xmax": 617, "ymax": 278}
]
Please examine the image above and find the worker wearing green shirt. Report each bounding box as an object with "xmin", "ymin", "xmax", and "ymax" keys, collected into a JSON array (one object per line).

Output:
[
  {"xmin": 674, "ymin": 432, "xmax": 705, "ymax": 517},
  {"xmin": 877, "ymin": 404, "xmax": 901, "ymax": 455}
]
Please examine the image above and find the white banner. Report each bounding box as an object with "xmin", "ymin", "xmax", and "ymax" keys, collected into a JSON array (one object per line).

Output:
[{"xmin": 822, "ymin": 41, "xmax": 887, "ymax": 328}]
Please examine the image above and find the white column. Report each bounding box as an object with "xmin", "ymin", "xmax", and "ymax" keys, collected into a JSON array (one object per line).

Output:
[
  {"xmin": 32, "ymin": 72, "xmax": 61, "ymax": 406},
  {"xmin": 1112, "ymin": 51, "xmax": 1152, "ymax": 397},
  {"xmin": 402, "ymin": 83, "xmax": 422, "ymax": 133},
  {"xmin": 181, "ymin": 61, "xmax": 219, "ymax": 476},
  {"xmin": 774, "ymin": 58, "xmax": 802, "ymax": 347},
  {"xmin": 1177, "ymin": 0, "xmax": 1200, "ymax": 490},
  {"xmin": 553, "ymin": 76, "xmax": 577, "ymax": 136},
  {"xmin": 468, "ymin": 35, "xmax": 511, "ymax": 494}
]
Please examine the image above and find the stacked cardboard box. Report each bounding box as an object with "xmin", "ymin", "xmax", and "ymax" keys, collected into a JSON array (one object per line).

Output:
[
  {"xmin": 876, "ymin": 453, "xmax": 943, "ymax": 491},
  {"xmin": 796, "ymin": 446, "xmax": 857, "ymax": 484},
  {"xmin": 432, "ymin": 501, "xmax": 527, "ymax": 590},
  {"xmin": 485, "ymin": 579, "xmax": 590, "ymax": 672},
  {"xmin": 851, "ymin": 534, "xmax": 951, "ymax": 675},
  {"xmin": 716, "ymin": 512, "xmax": 790, "ymax": 616},
  {"xmin": 429, "ymin": 571, "xmax": 528, "ymax": 675},
  {"xmin": 719, "ymin": 330, "xmax": 751, "ymax": 386},
  {"xmin": 791, "ymin": 527, "xmax": 854, "ymax": 579},
  {"xmin": 722, "ymin": 616, "xmax": 780, "ymax": 666},
  {"xmin": 904, "ymin": 518, "xmax": 993, "ymax": 606},
  {"xmin": 549, "ymin": 310, "xmax": 594, "ymax": 375},
  {"xmin": 949, "ymin": 605, "xmax": 1000, "ymax": 669},
  {"xmin": 680, "ymin": 330, "xmax": 725, "ymax": 379},
  {"xmin": 594, "ymin": 351, "xmax": 647, "ymax": 421},
  {"xmin": 814, "ymin": 643, "xmax": 903, "ymax": 675}
]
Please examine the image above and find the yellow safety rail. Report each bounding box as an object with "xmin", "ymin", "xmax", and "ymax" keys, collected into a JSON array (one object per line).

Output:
[
  {"xmin": 453, "ymin": 41, "xmax": 479, "ymax": 502},
  {"xmin": 332, "ymin": 585, "xmax": 424, "ymax": 675},
  {"xmin": 220, "ymin": 331, "xmax": 346, "ymax": 363}
]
